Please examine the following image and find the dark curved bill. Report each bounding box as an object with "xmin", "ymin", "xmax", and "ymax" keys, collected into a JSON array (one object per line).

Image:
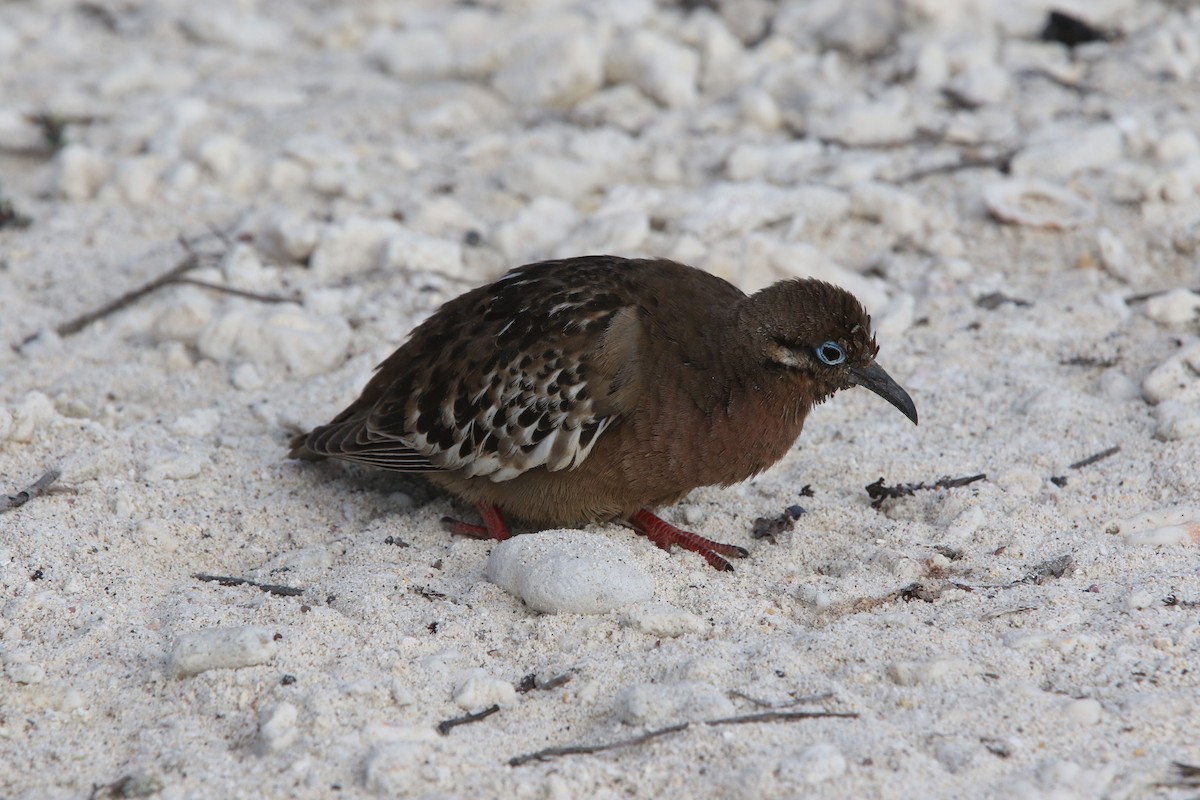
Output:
[{"xmin": 849, "ymin": 362, "xmax": 918, "ymax": 425}]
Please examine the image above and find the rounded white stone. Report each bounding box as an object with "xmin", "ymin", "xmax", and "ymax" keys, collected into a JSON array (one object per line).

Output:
[
  {"xmin": 170, "ymin": 626, "xmax": 279, "ymax": 678},
  {"xmin": 1144, "ymin": 289, "xmax": 1200, "ymax": 325},
  {"xmin": 620, "ymin": 602, "xmax": 709, "ymax": 637},
  {"xmin": 257, "ymin": 702, "xmax": 299, "ymax": 753},
  {"xmin": 607, "ymin": 30, "xmax": 699, "ymax": 108},
  {"xmin": 54, "ymin": 145, "xmax": 110, "ymax": 201},
  {"xmin": 486, "ymin": 530, "xmax": 654, "ymax": 615},
  {"xmin": 453, "ymin": 669, "xmax": 517, "ymax": 711}
]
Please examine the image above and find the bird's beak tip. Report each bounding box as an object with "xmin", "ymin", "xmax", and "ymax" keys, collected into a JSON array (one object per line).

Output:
[{"xmin": 849, "ymin": 361, "xmax": 918, "ymax": 426}]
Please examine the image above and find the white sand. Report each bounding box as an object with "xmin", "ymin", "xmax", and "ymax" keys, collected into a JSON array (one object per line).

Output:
[{"xmin": 2, "ymin": 1, "xmax": 1199, "ymax": 798}]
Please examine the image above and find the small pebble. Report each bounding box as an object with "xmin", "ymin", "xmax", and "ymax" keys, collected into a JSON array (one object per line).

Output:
[
  {"xmin": 620, "ymin": 602, "xmax": 710, "ymax": 637},
  {"xmin": 453, "ymin": 669, "xmax": 517, "ymax": 711},
  {"xmin": 1123, "ymin": 525, "xmax": 1195, "ymax": 546},
  {"xmin": 170, "ymin": 626, "xmax": 280, "ymax": 678},
  {"xmin": 256, "ymin": 701, "xmax": 299, "ymax": 753},
  {"xmin": 777, "ymin": 743, "xmax": 848, "ymax": 786},
  {"xmin": 984, "ymin": 178, "xmax": 1094, "ymax": 229},
  {"xmin": 4, "ymin": 660, "xmax": 46, "ymax": 685},
  {"xmin": 606, "ymin": 30, "xmax": 699, "ymax": 108},
  {"xmin": 1126, "ymin": 591, "xmax": 1157, "ymax": 610},
  {"xmin": 1144, "ymin": 288, "xmax": 1200, "ymax": 325},
  {"xmin": 887, "ymin": 658, "xmax": 975, "ymax": 686},
  {"xmin": 615, "ymin": 681, "xmax": 734, "ymax": 725},
  {"xmin": 486, "ymin": 530, "xmax": 654, "ymax": 614}
]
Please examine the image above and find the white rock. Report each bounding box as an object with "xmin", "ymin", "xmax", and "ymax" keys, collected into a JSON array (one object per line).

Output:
[
  {"xmin": 1010, "ymin": 124, "xmax": 1124, "ymax": 179},
  {"xmin": 946, "ymin": 64, "xmax": 1010, "ymax": 105},
  {"xmin": 367, "ymin": 28, "xmax": 455, "ymax": 80},
  {"xmin": 113, "ymin": 156, "xmax": 161, "ymax": 205},
  {"xmin": 260, "ymin": 211, "xmax": 321, "ymax": 263},
  {"xmin": 620, "ymin": 602, "xmax": 710, "ymax": 637},
  {"xmin": 615, "ymin": 681, "xmax": 734, "ymax": 725},
  {"xmin": 152, "ymin": 290, "xmax": 215, "ymax": 346},
  {"xmin": 1062, "ymin": 698, "xmax": 1102, "ymax": 725},
  {"xmin": 54, "ymin": 145, "xmax": 109, "ymax": 200},
  {"xmin": 1126, "ymin": 591, "xmax": 1157, "ymax": 610},
  {"xmin": 778, "ymin": 743, "xmax": 848, "ymax": 786},
  {"xmin": 555, "ymin": 211, "xmax": 649, "ymax": 258},
  {"xmin": 495, "ymin": 197, "xmax": 581, "ymax": 261},
  {"xmin": 1154, "ymin": 401, "xmax": 1200, "ymax": 441},
  {"xmin": 170, "ymin": 626, "xmax": 279, "ymax": 678},
  {"xmin": 9, "ymin": 391, "xmax": 56, "ymax": 442},
  {"xmin": 1096, "ymin": 228, "xmax": 1138, "ymax": 282},
  {"xmin": 607, "ymin": 30, "xmax": 699, "ymax": 107},
  {"xmin": 485, "ymin": 530, "xmax": 654, "ymax": 614},
  {"xmin": 142, "ymin": 451, "xmax": 210, "ymax": 481},
  {"xmin": 1115, "ymin": 504, "xmax": 1200, "ymax": 534},
  {"xmin": 671, "ymin": 181, "xmax": 802, "ymax": 242},
  {"xmin": 309, "ymin": 217, "xmax": 404, "ymax": 281},
  {"xmin": 983, "ymin": 179, "xmax": 1094, "ymax": 229},
  {"xmin": 257, "ymin": 702, "xmax": 299, "ymax": 753},
  {"xmin": 806, "ymin": 90, "xmax": 917, "ymax": 147},
  {"xmin": 1156, "ymin": 129, "xmax": 1200, "ymax": 163},
  {"xmin": 1144, "ymin": 289, "xmax": 1200, "ymax": 325},
  {"xmin": 887, "ymin": 658, "xmax": 975, "ymax": 686},
  {"xmin": 571, "ymin": 85, "xmax": 659, "ymax": 132},
  {"xmin": 690, "ymin": 13, "xmax": 747, "ymax": 97},
  {"xmin": 259, "ymin": 309, "xmax": 353, "ymax": 378},
  {"xmin": 1141, "ymin": 344, "xmax": 1200, "ymax": 403},
  {"xmin": 875, "ymin": 293, "xmax": 915, "ymax": 339},
  {"xmin": 363, "ymin": 741, "xmax": 437, "ymax": 796},
  {"xmin": 494, "ymin": 30, "xmax": 605, "ymax": 109},
  {"xmin": 850, "ymin": 182, "xmax": 933, "ymax": 238},
  {"xmin": 817, "ymin": 0, "xmax": 895, "ymax": 58},
  {"xmin": 169, "ymin": 408, "xmax": 221, "ymax": 438},
  {"xmin": 0, "ymin": 408, "xmax": 12, "ymax": 441},
  {"xmin": 383, "ymin": 230, "xmax": 464, "ymax": 278},
  {"xmin": 1124, "ymin": 525, "xmax": 1196, "ymax": 546},
  {"xmin": 453, "ymin": 669, "xmax": 517, "ymax": 711},
  {"xmin": 180, "ymin": 9, "xmax": 285, "ymax": 53},
  {"xmin": 4, "ymin": 659, "xmax": 46, "ymax": 685}
]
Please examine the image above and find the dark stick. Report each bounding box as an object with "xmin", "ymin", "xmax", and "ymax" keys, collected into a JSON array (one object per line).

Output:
[
  {"xmin": 438, "ymin": 704, "xmax": 501, "ymax": 736},
  {"xmin": 1069, "ymin": 446, "xmax": 1120, "ymax": 470},
  {"xmin": 174, "ymin": 278, "xmax": 299, "ymax": 305},
  {"xmin": 1, "ymin": 469, "xmax": 61, "ymax": 512},
  {"xmin": 865, "ymin": 473, "xmax": 987, "ymax": 508},
  {"xmin": 52, "ymin": 239, "xmax": 201, "ymax": 339},
  {"xmin": 508, "ymin": 710, "xmax": 858, "ymax": 767},
  {"xmin": 728, "ymin": 690, "xmax": 834, "ymax": 709},
  {"xmin": 193, "ymin": 573, "xmax": 304, "ymax": 597}
]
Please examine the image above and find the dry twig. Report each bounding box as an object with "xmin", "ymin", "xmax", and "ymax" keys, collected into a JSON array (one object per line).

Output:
[
  {"xmin": 438, "ymin": 704, "xmax": 501, "ymax": 736},
  {"xmin": 508, "ymin": 709, "xmax": 858, "ymax": 767},
  {"xmin": 1, "ymin": 469, "xmax": 61, "ymax": 513},
  {"xmin": 193, "ymin": 573, "xmax": 303, "ymax": 597}
]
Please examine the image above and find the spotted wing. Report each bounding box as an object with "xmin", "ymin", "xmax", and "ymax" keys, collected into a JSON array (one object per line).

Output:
[{"xmin": 298, "ymin": 258, "xmax": 641, "ymax": 482}]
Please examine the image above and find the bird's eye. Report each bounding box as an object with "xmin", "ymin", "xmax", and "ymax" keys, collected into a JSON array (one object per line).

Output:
[{"xmin": 815, "ymin": 341, "xmax": 846, "ymax": 366}]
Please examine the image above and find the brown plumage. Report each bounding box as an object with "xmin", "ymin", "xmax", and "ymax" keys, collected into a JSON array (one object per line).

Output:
[{"xmin": 289, "ymin": 256, "xmax": 917, "ymax": 570}]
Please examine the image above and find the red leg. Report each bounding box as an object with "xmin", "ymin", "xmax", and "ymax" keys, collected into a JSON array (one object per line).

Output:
[
  {"xmin": 441, "ymin": 503, "xmax": 512, "ymax": 541},
  {"xmin": 628, "ymin": 509, "xmax": 748, "ymax": 572}
]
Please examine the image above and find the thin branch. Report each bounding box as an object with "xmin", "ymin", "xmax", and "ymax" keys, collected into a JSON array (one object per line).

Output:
[
  {"xmin": 193, "ymin": 573, "xmax": 304, "ymax": 597},
  {"xmin": 727, "ymin": 690, "xmax": 834, "ymax": 709},
  {"xmin": 438, "ymin": 704, "xmax": 501, "ymax": 736},
  {"xmin": 1, "ymin": 469, "xmax": 61, "ymax": 512},
  {"xmin": 508, "ymin": 709, "xmax": 858, "ymax": 767},
  {"xmin": 1069, "ymin": 446, "xmax": 1119, "ymax": 470},
  {"xmin": 174, "ymin": 278, "xmax": 299, "ymax": 304}
]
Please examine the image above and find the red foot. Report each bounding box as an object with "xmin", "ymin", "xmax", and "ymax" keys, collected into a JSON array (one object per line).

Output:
[
  {"xmin": 628, "ymin": 509, "xmax": 748, "ymax": 572},
  {"xmin": 441, "ymin": 503, "xmax": 512, "ymax": 541}
]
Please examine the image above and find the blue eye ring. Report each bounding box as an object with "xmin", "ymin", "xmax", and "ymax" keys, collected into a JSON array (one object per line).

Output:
[{"xmin": 815, "ymin": 341, "xmax": 846, "ymax": 366}]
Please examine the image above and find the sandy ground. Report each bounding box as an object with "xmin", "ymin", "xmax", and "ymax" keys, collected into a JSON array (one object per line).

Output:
[{"xmin": 2, "ymin": 1, "xmax": 1200, "ymax": 798}]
